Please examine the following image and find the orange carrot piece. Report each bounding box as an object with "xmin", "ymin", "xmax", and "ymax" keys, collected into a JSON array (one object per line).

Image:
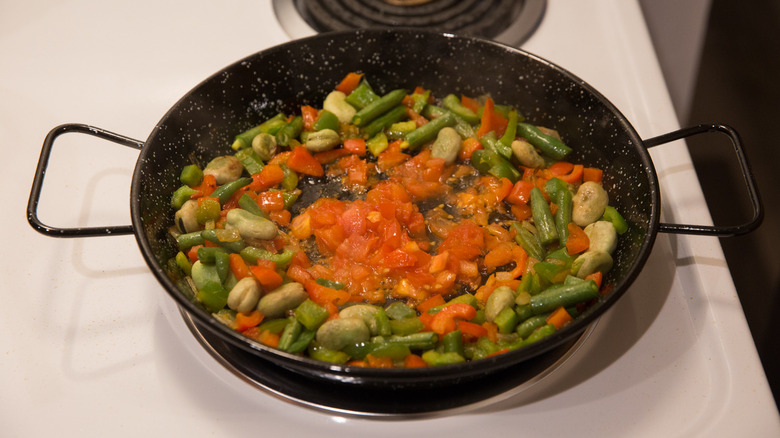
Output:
[
  {"xmin": 229, "ymin": 253, "xmax": 251, "ymax": 280},
  {"xmin": 546, "ymin": 306, "xmax": 574, "ymax": 330},
  {"xmin": 403, "ymin": 354, "xmax": 428, "ymax": 368},
  {"xmin": 417, "ymin": 294, "xmax": 446, "ymax": 313},
  {"xmin": 235, "ymin": 310, "xmax": 264, "ymax": 331}
]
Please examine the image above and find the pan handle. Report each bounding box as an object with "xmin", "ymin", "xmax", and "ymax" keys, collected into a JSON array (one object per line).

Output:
[
  {"xmin": 27, "ymin": 123, "xmax": 144, "ymax": 238},
  {"xmin": 643, "ymin": 123, "xmax": 763, "ymax": 237}
]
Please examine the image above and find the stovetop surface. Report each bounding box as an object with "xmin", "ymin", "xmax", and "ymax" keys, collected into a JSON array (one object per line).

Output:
[{"xmin": 2, "ymin": 0, "xmax": 778, "ymax": 436}]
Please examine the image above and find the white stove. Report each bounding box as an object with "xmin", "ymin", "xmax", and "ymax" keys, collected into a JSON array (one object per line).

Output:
[{"xmin": 2, "ymin": 0, "xmax": 778, "ymax": 436}]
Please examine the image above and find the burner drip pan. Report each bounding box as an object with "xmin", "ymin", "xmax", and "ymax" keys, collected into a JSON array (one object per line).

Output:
[{"xmin": 274, "ymin": 0, "xmax": 546, "ymax": 46}]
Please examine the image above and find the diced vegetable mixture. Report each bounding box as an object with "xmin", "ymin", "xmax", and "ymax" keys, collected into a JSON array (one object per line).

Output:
[{"xmin": 168, "ymin": 72, "xmax": 628, "ymax": 367}]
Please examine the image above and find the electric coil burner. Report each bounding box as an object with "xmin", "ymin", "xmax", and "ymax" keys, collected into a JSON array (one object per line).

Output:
[{"xmin": 273, "ymin": 0, "xmax": 546, "ymax": 46}]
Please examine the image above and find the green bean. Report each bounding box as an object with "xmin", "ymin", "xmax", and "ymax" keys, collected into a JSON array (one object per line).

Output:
[
  {"xmin": 307, "ymin": 343, "xmax": 350, "ymax": 364},
  {"xmin": 494, "ymin": 307, "xmax": 519, "ymax": 334},
  {"xmin": 374, "ymin": 307, "xmax": 392, "ymax": 337},
  {"xmin": 210, "ymin": 177, "xmax": 252, "ymax": 204},
  {"xmin": 521, "ymin": 323, "xmax": 556, "ymax": 346},
  {"xmin": 442, "ymin": 94, "xmax": 480, "ymax": 124},
  {"xmin": 529, "ymin": 280, "xmax": 600, "ymax": 315},
  {"xmin": 479, "ymin": 131, "xmax": 512, "ymax": 159},
  {"xmin": 377, "ymin": 332, "xmax": 438, "ymax": 350},
  {"xmin": 422, "ymin": 350, "xmax": 465, "ymax": 366},
  {"xmin": 530, "ymin": 187, "xmax": 559, "ymax": 245},
  {"xmin": 275, "ymin": 116, "xmax": 303, "ymax": 147},
  {"xmin": 368, "ymin": 342, "xmax": 411, "ymax": 361},
  {"xmin": 285, "ymin": 329, "xmax": 315, "ymax": 354},
  {"xmin": 278, "ymin": 317, "xmax": 303, "ymax": 352},
  {"xmin": 517, "ymin": 123, "xmax": 572, "ymax": 160},
  {"xmin": 442, "ymin": 330, "xmax": 464, "ymax": 356},
  {"xmin": 200, "ymin": 229, "xmax": 245, "ymax": 253},
  {"xmin": 555, "ymin": 189, "xmax": 573, "ymax": 247},
  {"xmin": 360, "ymin": 105, "xmax": 408, "ymax": 139},
  {"xmin": 470, "ymin": 148, "xmax": 521, "ymax": 182},
  {"xmin": 352, "ymin": 89, "xmax": 407, "ymax": 127},
  {"xmin": 512, "ymin": 222, "xmax": 546, "ymax": 261},
  {"xmin": 409, "ymin": 89, "xmax": 430, "ymax": 114},
  {"xmin": 231, "ymin": 112, "xmax": 286, "ymax": 150},
  {"xmin": 403, "ymin": 111, "xmax": 456, "ymax": 150},
  {"xmin": 345, "ymin": 80, "xmax": 379, "ymax": 109},
  {"xmin": 516, "ymin": 314, "xmax": 550, "ymax": 339},
  {"xmin": 176, "ymin": 231, "xmax": 205, "ymax": 250}
]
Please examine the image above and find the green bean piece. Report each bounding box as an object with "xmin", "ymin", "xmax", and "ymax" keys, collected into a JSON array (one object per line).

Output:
[
  {"xmin": 494, "ymin": 307, "xmax": 519, "ymax": 334},
  {"xmin": 512, "ymin": 222, "xmax": 546, "ymax": 261},
  {"xmin": 231, "ymin": 112, "xmax": 287, "ymax": 150},
  {"xmin": 275, "ymin": 116, "xmax": 303, "ymax": 147},
  {"xmin": 177, "ymin": 231, "xmax": 205, "ymax": 250},
  {"xmin": 422, "ymin": 350, "xmax": 466, "ymax": 366},
  {"xmin": 384, "ymin": 301, "xmax": 417, "ymax": 320},
  {"xmin": 442, "ymin": 94, "xmax": 480, "ymax": 124},
  {"xmin": 174, "ymin": 251, "xmax": 192, "ymax": 276},
  {"xmin": 480, "ymin": 131, "xmax": 513, "ymax": 159},
  {"xmin": 214, "ymin": 250, "xmax": 230, "ymax": 283},
  {"xmin": 602, "ymin": 205, "xmax": 629, "ymax": 234},
  {"xmin": 470, "ymin": 148, "xmax": 521, "ymax": 182},
  {"xmin": 545, "ymin": 177, "xmax": 569, "ymax": 200},
  {"xmin": 514, "ymin": 303, "xmax": 535, "ymax": 323},
  {"xmin": 403, "ymin": 111, "xmax": 456, "ymax": 150},
  {"xmin": 379, "ymin": 332, "xmax": 438, "ymax": 350},
  {"xmin": 285, "ymin": 329, "xmax": 315, "ymax": 354},
  {"xmin": 345, "ymin": 80, "xmax": 379, "ymax": 109},
  {"xmin": 522, "ymin": 323, "xmax": 556, "ymax": 346},
  {"xmin": 278, "ymin": 317, "xmax": 303, "ymax": 352},
  {"xmin": 367, "ymin": 132, "xmax": 389, "ymax": 156},
  {"xmin": 555, "ymin": 189, "xmax": 573, "ymax": 247},
  {"xmin": 200, "ymin": 229, "xmax": 245, "ymax": 253},
  {"xmin": 499, "ymin": 110, "xmax": 519, "ymax": 147},
  {"xmin": 234, "ymin": 147, "xmax": 264, "ymax": 175},
  {"xmin": 180, "ymin": 164, "xmax": 203, "ymax": 187},
  {"xmin": 442, "ymin": 330, "xmax": 464, "ymax": 356},
  {"xmin": 360, "ymin": 105, "xmax": 408, "ymax": 139},
  {"xmin": 517, "ymin": 123, "xmax": 572, "ymax": 160},
  {"xmin": 374, "ymin": 308, "xmax": 392, "ymax": 337},
  {"xmin": 240, "ymin": 247, "xmax": 295, "ymax": 269},
  {"xmin": 532, "ymin": 261, "xmax": 568, "ymax": 285},
  {"xmin": 421, "ymin": 104, "xmax": 446, "ymax": 119},
  {"xmin": 313, "ymin": 109, "xmax": 340, "ymax": 131},
  {"xmin": 171, "ymin": 185, "xmax": 198, "ymax": 209},
  {"xmin": 211, "ymin": 177, "xmax": 252, "ymax": 205},
  {"xmin": 237, "ymin": 193, "xmax": 266, "ymax": 218},
  {"xmin": 389, "ymin": 317, "xmax": 424, "ymax": 335},
  {"xmin": 530, "ymin": 187, "xmax": 559, "ymax": 245},
  {"xmin": 529, "ymin": 280, "xmax": 600, "ymax": 315},
  {"xmin": 280, "ymin": 164, "xmax": 299, "ymax": 191},
  {"xmin": 352, "ymin": 89, "xmax": 407, "ymax": 127},
  {"xmin": 515, "ymin": 314, "xmax": 550, "ymax": 339},
  {"xmin": 197, "ymin": 283, "xmax": 229, "ymax": 313}
]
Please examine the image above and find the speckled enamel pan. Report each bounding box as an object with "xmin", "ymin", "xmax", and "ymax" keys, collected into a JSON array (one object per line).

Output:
[{"xmin": 29, "ymin": 29, "xmax": 761, "ymax": 390}]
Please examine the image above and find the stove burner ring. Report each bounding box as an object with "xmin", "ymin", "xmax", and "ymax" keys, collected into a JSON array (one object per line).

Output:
[{"xmin": 275, "ymin": 0, "xmax": 546, "ymax": 46}]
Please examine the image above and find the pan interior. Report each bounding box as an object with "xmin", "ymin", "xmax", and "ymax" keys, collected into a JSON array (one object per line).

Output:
[{"xmin": 131, "ymin": 29, "xmax": 658, "ymax": 385}]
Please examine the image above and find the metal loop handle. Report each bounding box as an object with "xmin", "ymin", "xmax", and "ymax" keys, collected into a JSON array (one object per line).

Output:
[
  {"xmin": 643, "ymin": 123, "xmax": 763, "ymax": 237},
  {"xmin": 27, "ymin": 123, "xmax": 144, "ymax": 238}
]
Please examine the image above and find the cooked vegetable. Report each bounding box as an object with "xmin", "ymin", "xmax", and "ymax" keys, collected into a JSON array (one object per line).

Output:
[{"xmin": 168, "ymin": 72, "xmax": 626, "ymax": 368}]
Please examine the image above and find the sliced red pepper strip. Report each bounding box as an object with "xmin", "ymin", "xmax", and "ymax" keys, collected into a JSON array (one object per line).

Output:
[{"xmin": 287, "ymin": 146, "xmax": 324, "ymax": 177}]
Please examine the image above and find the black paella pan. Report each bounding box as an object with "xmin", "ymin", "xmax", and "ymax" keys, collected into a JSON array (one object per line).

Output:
[{"xmin": 27, "ymin": 29, "xmax": 762, "ymax": 393}]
